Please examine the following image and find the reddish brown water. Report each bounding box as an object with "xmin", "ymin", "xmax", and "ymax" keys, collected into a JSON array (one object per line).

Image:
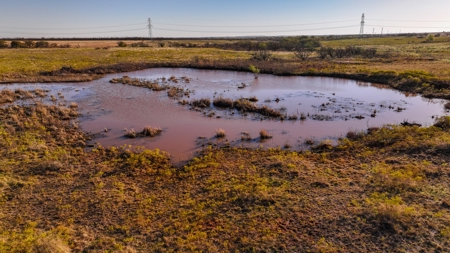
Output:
[{"xmin": 3, "ymin": 68, "xmax": 449, "ymax": 164}]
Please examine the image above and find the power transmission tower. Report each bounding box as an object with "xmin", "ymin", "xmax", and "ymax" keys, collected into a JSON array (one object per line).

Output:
[
  {"xmin": 147, "ymin": 18, "xmax": 153, "ymax": 38},
  {"xmin": 359, "ymin": 13, "xmax": 365, "ymax": 36}
]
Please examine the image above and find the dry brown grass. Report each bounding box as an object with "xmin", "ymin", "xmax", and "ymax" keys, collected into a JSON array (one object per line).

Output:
[
  {"xmin": 191, "ymin": 98, "xmax": 211, "ymax": 108},
  {"xmin": 142, "ymin": 126, "xmax": 162, "ymax": 137},
  {"xmin": 259, "ymin": 129, "xmax": 272, "ymax": 139},
  {"xmin": 213, "ymin": 97, "xmax": 234, "ymax": 108},
  {"xmin": 215, "ymin": 128, "xmax": 226, "ymax": 138}
]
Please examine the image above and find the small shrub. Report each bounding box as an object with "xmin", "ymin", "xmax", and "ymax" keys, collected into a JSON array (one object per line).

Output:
[
  {"xmin": 24, "ymin": 40, "xmax": 35, "ymax": 48},
  {"xmin": 434, "ymin": 116, "xmax": 450, "ymax": 130},
  {"xmin": 0, "ymin": 40, "xmax": 8, "ymax": 48},
  {"xmin": 314, "ymin": 139, "xmax": 333, "ymax": 150},
  {"xmin": 318, "ymin": 47, "xmax": 328, "ymax": 59},
  {"xmin": 365, "ymin": 192, "xmax": 416, "ymax": 230},
  {"xmin": 117, "ymin": 41, "xmax": 127, "ymax": 47},
  {"xmin": 248, "ymin": 65, "xmax": 260, "ymax": 79},
  {"xmin": 10, "ymin": 40, "xmax": 24, "ymax": 48},
  {"xmin": 250, "ymin": 43, "xmax": 272, "ymax": 61},
  {"xmin": 35, "ymin": 41, "xmax": 50, "ymax": 48}
]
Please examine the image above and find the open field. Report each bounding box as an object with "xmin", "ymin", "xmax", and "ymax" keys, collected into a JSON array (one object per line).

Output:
[{"xmin": 1, "ymin": 36, "xmax": 450, "ymax": 251}]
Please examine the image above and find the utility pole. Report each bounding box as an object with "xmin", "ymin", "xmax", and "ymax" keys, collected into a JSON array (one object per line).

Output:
[
  {"xmin": 373, "ymin": 28, "xmax": 375, "ymax": 35},
  {"xmin": 147, "ymin": 18, "xmax": 153, "ymax": 39},
  {"xmin": 381, "ymin": 28, "xmax": 384, "ymax": 35},
  {"xmin": 359, "ymin": 13, "xmax": 365, "ymax": 36}
]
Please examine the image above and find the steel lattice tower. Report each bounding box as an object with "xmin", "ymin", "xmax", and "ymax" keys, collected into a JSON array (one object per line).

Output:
[
  {"xmin": 148, "ymin": 18, "xmax": 153, "ymax": 38},
  {"xmin": 359, "ymin": 13, "xmax": 365, "ymax": 36}
]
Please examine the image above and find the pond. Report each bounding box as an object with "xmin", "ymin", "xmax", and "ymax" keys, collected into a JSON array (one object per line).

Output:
[{"xmin": 3, "ymin": 68, "xmax": 449, "ymax": 164}]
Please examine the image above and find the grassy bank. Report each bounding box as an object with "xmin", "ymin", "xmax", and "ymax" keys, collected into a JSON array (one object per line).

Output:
[{"xmin": 1, "ymin": 91, "xmax": 450, "ymax": 252}]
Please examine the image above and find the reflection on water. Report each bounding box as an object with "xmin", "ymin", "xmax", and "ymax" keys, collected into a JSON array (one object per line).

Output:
[{"xmin": 2, "ymin": 68, "xmax": 449, "ymax": 164}]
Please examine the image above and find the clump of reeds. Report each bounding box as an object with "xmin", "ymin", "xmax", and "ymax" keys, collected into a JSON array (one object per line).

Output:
[
  {"xmin": 259, "ymin": 129, "xmax": 272, "ymax": 139},
  {"xmin": 15, "ymin": 89, "xmax": 34, "ymax": 99},
  {"xmin": 124, "ymin": 128, "xmax": 137, "ymax": 138},
  {"xmin": 314, "ymin": 139, "xmax": 333, "ymax": 150},
  {"xmin": 215, "ymin": 128, "xmax": 226, "ymax": 138},
  {"xmin": 124, "ymin": 126, "xmax": 162, "ymax": 138},
  {"xmin": 0, "ymin": 89, "xmax": 15, "ymax": 104},
  {"xmin": 167, "ymin": 87, "xmax": 179, "ymax": 98},
  {"xmin": 234, "ymin": 99, "xmax": 258, "ymax": 112},
  {"xmin": 304, "ymin": 138, "xmax": 315, "ymax": 145},
  {"xmin": 111, "ymin": 76, "xmax": 168, "ymax": 91},
  {"xmin": 258, "ymin": 106, "xmax": 283, "ymax": 117},
  {"xmin": 300, "ymin": 113, "xmax": 307, "ymax": 120},
  {"xmin": 288, "ymin": 114, "xmax": 298, "ymax": 120},
  {"xmin": 34, "ymin": 88, "xmax": 47, "ymax": 97},
  {"xmin": 69, "ymin": 102, "xmax": 78, "ymax": 109},
  {"xmin": 142, "ymin": 126, "xmax": 162, "ymax": 137},
  {"xmin": 191, "ymin": 98, "xmax": 211, "ymax": 108},
  {"xmin": 213, "ymin": 97, "xmax": 234, "ymax": 108},
  {"xmin": 248, "ymin": 96, "xmax": 258, "ymax": 102},
  {"xmin": 241, "ymin": 131, "xmax": 251, "ymax": 141},
  {"xmin": 178, "ymin": 100, "xmax": 189, "ymax": 105}
]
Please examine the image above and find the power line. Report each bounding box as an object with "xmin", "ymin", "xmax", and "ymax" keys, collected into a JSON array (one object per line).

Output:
[
  {"xmin": 153, "ymin": 19, "xmax": 359, "ymax": 28},
  {"xmin": 367, "ymin": 19, "xmax": 450, "ymax": 23},
  {"xmin": 153, "ymin": 25, "xmax": 359, "ymax": 34},
  {"xmin": 0, "ymin": 28, "xmax": 148, "ymax": 35},
  {"xmin": 366, "ymin": 24, "xmax": 450, "ymax": 29},
  {"xmin": 0, "ymin": 23, "xmax": 147, "ymax": 31}
]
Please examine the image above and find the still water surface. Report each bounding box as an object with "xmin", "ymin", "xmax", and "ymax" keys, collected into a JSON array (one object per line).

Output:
[{"xmin": 4, "ymin": 68, "xmax": 449, "ymax": 163}]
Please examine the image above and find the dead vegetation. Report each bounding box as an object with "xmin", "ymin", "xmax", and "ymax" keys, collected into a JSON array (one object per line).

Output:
[
  {"xmin": 211, "ymin": 97, "xmax": 283, "ymax": 119},
  {"xmin": 124, "ymin": 126, "xmax": 162, "ymax": 138},
  {"xmin": 259, "ymin": 129, "xmax": 273, "ymax": 139},
  {"xmin": 215, "ymin": 128, "xmax": 226, "ymax": 138}
]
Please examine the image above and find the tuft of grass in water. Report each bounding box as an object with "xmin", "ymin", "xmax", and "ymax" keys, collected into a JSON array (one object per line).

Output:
[
  {"xmin": 259, "ymin": 129, "xmax": 272, "ymax": 139},
  {"xmin": 213, "ymin": 96, "xmax": 234, "ymax": 108},
  {"xmin": 142, "ymin": 126, "xmax": 162, "ymax": 137},
  {"xmin": 191, "ymin": 98, "xmax": 211, "ymax": 108},
  {"xmin": 124, "ymin": 126, "xmax": 162, "ymax": 138},
  {"xmin": 241, "ymin": 131, "xmax": 251, "ymax": 141},
  {"xmin": 215, "ymin": 128, "xmax": 226, "ymax": 138}
]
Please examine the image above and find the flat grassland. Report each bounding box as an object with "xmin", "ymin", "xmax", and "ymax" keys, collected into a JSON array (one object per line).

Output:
[{"xmin": 1, "ymin": 36, "xmax": 450, "ymax": 252}]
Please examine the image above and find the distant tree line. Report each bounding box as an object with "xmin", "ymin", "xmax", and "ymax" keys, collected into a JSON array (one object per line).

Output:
[{"xmin": 0, "ymin": 40, "xmax": 70, "ymax": 48}]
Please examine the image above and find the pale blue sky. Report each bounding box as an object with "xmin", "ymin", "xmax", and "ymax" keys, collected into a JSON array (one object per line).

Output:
[{"xmin": 0, "ymin": 0, "xmax": 449, "ymax": 38}]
